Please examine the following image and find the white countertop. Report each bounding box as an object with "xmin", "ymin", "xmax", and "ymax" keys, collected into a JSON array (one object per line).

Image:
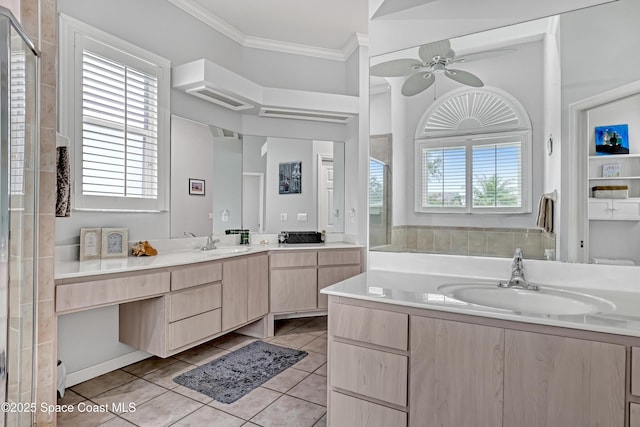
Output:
[
  {"xmin": 55, "ymin": 242, "xmax": 363, "ymax": 280},
  {"xmin": 321, "ymin": 269, "xmax": 640, "ymax": 338}
]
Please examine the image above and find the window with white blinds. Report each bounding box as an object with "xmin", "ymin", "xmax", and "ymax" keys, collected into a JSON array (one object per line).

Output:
[
  {"xmin": 416, "ymin": 133, "xmax": 529, "ymax": 213},
  {"xmin": 60, "ymin": 15, "xmax": 170, "ymax": 211},
  {"xmin": 81, "ymin": 51, "xmax": 158, "ymax": 199},
  {"xmin": 10, "ymin": 50, "xmax": 26, "ymax": 195},
  {"xmin": 369, "ymin": 158, "xmax": 385, "ymax": 214}
]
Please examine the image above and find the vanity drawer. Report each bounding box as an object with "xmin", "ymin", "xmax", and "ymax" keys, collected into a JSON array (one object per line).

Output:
[
  {"xmin": 168, "ymin": 309, "xmax": 221, "ymax": 351},
  {"xmin": 329, "ymin": 391, "xmax": 407, "ymax": 427},
  {"xmin": 56, "ymin": 271, "xmax": 170, "ymax": 313},
  {"xmin": 318, "ymin": 249, "xmax": 361, "ymax": 266},
  {"xmin": 633, "ymin": 347, "xmax": 640, "ymax": 396},
  {"xmin": 169, "ymin": 283, "xmax": 222, "ymax": 322},
  {"xmin": 330, "ymin": 303, "xmax": 408, "ymax": 350},
  {"xmin": 171, "ymin": 262, "xmax": 222, "ymax": 291},
  {"xmin": 270, "ymin": 251, "xmax": 317, "ymax": 268},
  {"xmin": 631, "ymin": 403, "xmax": 640, "ymax": 427},
  {"xmin": 330, "ymin": 341, "xmax": 407, "ymax": 406}
]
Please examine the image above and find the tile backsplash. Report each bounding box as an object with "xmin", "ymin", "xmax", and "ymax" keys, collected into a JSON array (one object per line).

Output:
[{"xmin": 382, "ymin": 225, "xmax": 555, "ymax": 260}]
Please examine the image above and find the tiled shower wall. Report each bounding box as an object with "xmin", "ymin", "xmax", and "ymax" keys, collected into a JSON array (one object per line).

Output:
[
  {"xmin": 19, "ymin": 0, "xmax": 57, "ymax": 425},
  {"xmin": 387, "ymin": 226, "xmax": 556, "ymax": 260}
]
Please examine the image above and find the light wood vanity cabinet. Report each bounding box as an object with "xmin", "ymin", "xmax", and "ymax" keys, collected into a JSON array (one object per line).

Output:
[
  {"xmin": 631, "ymin": 403, "xmax": 640, "ymax": 427},
  {"xmin": 222, "ymin": 253, "xmax": 269, "ymax": 330},
  {"xmin": 328, "ymin": 297, "xmax": 629, "ymax": 427},
  {"xmin": 270, "ymin": 248, "xmax": 362, "ymax": 314}
]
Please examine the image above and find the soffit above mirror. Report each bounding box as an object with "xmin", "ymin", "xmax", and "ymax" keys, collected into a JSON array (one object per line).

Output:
[{"xmin": 173, "ymin": 58, "xmax": 359, "ymax": 123}]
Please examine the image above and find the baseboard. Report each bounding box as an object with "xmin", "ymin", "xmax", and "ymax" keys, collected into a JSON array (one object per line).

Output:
[{"xmin": 64, "ymin": 350, "xmax": 151, "ymax": 388}]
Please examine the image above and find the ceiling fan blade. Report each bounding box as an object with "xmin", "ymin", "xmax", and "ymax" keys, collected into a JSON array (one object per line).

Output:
[
  {"xmin": 453, "ymin": 48, "xmax": 517, "ymax": 63},
  {"xmin": 445, "ymin": 69, "xmax": 484, "ymax": 87},
  {"xmin": 370, "ymin": 59, "xmax": 422, "ymax": 77},
  {"xmin": 418, "ymin": 39, "xmax": 451, "ymax": 62},
  {"xmin": 401, "ymin": 72, "xmax": 435, "ymax": 96}
]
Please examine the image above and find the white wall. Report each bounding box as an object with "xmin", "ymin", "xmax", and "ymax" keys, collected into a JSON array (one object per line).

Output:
[
  {"xmin": 370, "ymin": 90, "xmax": 391, "ymax": 136},
  {"xmin": 170, "ymin": 116, "xmax": 215, "ymax": 238},
  {"xmin": 264, "ymin": 138, "xmax": 316, "ymax": 232},
  {"xmin": 212, "ymin": 137, "xmax": 243, "ymax": 232},
  {"xmin": 559, "ymin": 0, "xmax": 640, "ymax": 259}
]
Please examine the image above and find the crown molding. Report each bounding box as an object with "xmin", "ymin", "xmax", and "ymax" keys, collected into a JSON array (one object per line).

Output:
[{"xmin": 167, "ymin": 0, "xmax": 367, "ymax": 61}]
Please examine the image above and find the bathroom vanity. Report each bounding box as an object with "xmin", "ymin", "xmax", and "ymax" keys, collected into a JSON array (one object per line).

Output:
[
  {"xmin": 323, "ymin": 269, "xmax": 640, "ymax": 427},
  {"xmin": 55, "ymin": 243, "xmax": 362, "ymax": 358}
]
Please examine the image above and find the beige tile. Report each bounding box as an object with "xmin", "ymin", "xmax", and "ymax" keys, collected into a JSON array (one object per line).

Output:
[
  {"xmin": 269, "ymin": 333, "xmax": 317, "ymax": 349},
  {"xmin": 417, "ymin": 228, "xmax": 434, "ymax": 252},
  {"xmin": 262, "ymin": 368, "xmax": 310, "ymax": 393},
  {"xmin": 251, "ymin": 395, "xmax": 326, "ymax": 427},
  {"xmin": 20, "ymin": 1, "xmax": 38, "ymax": 40},
  {"xmin": 314, "ymin": 413, "xmax": 327, "ymax": 427},
  {"xmin": 514, "ymin": 231, "xmax": 543, "ymax": 259},
  {"xmin": 301, "ymin": 337, "xmax": 327, "ymax": 355},
  {"xmin": 93, "ymin": 378, "xmax": 166, "ymax": 414},
  {"xmin": 450, "ymin": 230, "xmax": 469, "ymax": 255},
  {"xmin": 142, "ymin": 360, "xmax": 196, "ymax": 390},
  {"xmin": 40, "ymin": 84, "xmax": 56, "ymax": 130},
  {"xmin": 468, "ymin": 231, "xmax": 487, "ymax": 256},
  {"xmin": 37, "ymin": 213, "xmax": 55, "ymax": 258},
  {"xmin": 286, "ymin": 374, "xmax": 327, "ymax": 406},
  {"xmin": 173, "ymin": 343, "xmax": 230, "ymax": 366},
  {"xmin": 56, "ymin": 400, "xmax": 116, "ymax": 427},
  {"xmin": 98, "ymin": 417, "xmax": 137, "ymax": 426},
  {"xmin": 172, "ymin": 405, "xmax": 244, "ymax": 427},
  {"xmin": 211, "ymin": 333, "xmax": 257, "ymax": 351},
  {"xmin": 406, "ymin": 228, "xmax": 417, "ymax": 250},
  {"xmin": 37, "ymin": 341, "xmax": 54, "ymax": 388},
  {"xmin": 292, "ymin": 352, "xmax": 326, "ymax": 373},
  {"xmin": 208, "ymin": 387, "xmax": 281, "ymax": 420},
  {"xmin": 391, "ymin": 228, "xmax": 407, "ymax": 250},
  {"xmin": 313, "ymin": 364, "xmax": 327, "ymax": 377},
  {"xmin": 275, "ymin": 318, "xmax": 310, "ymax": 336},
  {"xmin": 58, "ymin": 390, "xmax": 84, "ymax": 406},
  {"xmin": 37, "ymin": 299, "xmax": 55, "ymax": 345},
  {"xmin": 39, "ymin": 126, "xmax": 57, "ymax": 172},
  {"xmin": 486, "ymin": 232, "xmax": 515, "ymax": 258},
  {"xmin": 433, "ymin": 230, "xmax": 451, "ymax": 253},
  {"xmin": 289, "ymin": 317, "xmax": 327, "ymax": 336},
  {"xmin": 41, "ymin": 0, "xmax": 57, "ymax": 44},
  {"xmin": 122, "ymin": 356, "xmax": 179, "ymax": 377},
  {"xmin": 37, "ymin": 256, "xmax": 55, "ymax": 301},
  {"xmin": 121, "ymin": 391, "xmax": 202, "ymax": 427},
  {"xmin": 72, "ymin": 370, "xmax": 138, "ymax": 399},
  {"xmin": 172, "ymin": 384, "xmax": 214, "ymax": 404}
]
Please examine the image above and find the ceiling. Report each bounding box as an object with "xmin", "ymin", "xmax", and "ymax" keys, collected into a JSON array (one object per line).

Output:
[{"xmin": 168, "ymin": 0, "xmax": 368, "ymax": 58}]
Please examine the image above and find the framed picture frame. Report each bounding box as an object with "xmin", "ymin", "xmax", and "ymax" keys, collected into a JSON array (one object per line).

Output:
[
  {"xmin": 278, "ymin": 161, "xmax": 302, "ymax": 194},
  {"xmin": 602, "ymin": 163, "xmax": 622, "ymax": 177},
  {"xmin": 189, "ymin": 178, "xmax": 205, "ymax": 196},
  {"xmin": 79, "ymin": 227, "xmax": 101, "ymax": 261},
  {"xmin": 595, "ymin": 124, "xmax": 629, "ymax": 155},
  {"xmin": 101, "ymin": 227, "xmax": 129, "ymax": 259}
]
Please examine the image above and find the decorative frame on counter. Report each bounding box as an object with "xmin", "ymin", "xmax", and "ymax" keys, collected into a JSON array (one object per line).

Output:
[
  {"xmin": 80, "ymin": 227, "xmax": 101, "ymax": 261},
  {"xmin": 101, "ymin": 227, "xmax": 129, "ymax": 258},
  {"xmin": 189, "ymin": 178, "xmax": 205, "ymax": 195}
]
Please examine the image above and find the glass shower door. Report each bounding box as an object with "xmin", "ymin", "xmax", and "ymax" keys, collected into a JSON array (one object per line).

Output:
[{"xmin": 0, "ymin": 9, "xmax": 39, "ymax": 427}]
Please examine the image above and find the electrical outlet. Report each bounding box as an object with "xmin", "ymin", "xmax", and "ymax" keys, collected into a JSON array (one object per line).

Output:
[
  {"xmin": 280, "ymin": 213, "xmax": 288, "ymax": 221},
  {"xmin": 297, "ymin": 213, "xmax": 307, "ymax": 221}
]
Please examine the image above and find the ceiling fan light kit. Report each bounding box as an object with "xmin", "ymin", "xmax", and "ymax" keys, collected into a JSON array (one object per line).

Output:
[{"xmin": 371, "ymin": 39, "xmax": 513, "ymax": 96}]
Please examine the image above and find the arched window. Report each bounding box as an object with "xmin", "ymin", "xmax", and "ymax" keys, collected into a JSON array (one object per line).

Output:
[{"xmin": 414, "ymin": 87, "xmax": 532, "ymax": 213}]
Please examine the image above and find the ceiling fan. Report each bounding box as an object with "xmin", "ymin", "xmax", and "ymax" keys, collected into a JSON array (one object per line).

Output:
[{"xmin": 370, "ymin": 39, "xmax": 513, "ymax": 96}]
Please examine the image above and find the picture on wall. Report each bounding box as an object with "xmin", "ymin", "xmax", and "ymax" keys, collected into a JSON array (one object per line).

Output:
[
  {"xmin": 189, "ymin": 178, "xmax": 205, "ymax": 195},
  {"xmin": 595, "ymin": 124, "xmax": 629, "ymax": 155},
  {"xmin": 279, "ymin": 161, "xmax": 302, "ymax": 194}
]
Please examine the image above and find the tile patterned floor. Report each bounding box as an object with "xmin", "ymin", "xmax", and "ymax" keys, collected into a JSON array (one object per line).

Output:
[{"xmin": 58, "ymin": 316, "xmax": 328, "ymax": 427}]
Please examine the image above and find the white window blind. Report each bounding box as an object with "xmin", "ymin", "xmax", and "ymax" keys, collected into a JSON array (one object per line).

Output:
[
  {"xmin": 81, "ymin": 50, "xmax": 158, "ymax": 199},
  {"xmin": 472, "ymin": 142, "xmax": 522, "ymax": 208},
  {"xmin": 421, "ymin": 146, "xmax": 466, "ymax": 208}
]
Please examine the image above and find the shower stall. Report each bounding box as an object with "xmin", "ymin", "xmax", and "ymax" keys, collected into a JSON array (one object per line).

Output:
[{"xmin": 0, "ymin": 7, "xmax": 39, "ymax": 427}]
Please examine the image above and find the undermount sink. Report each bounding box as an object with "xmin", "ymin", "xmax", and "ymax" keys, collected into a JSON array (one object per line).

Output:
[
  {"xmin": 437, "ymin": 283, "xmax": 616, "ymax": 315},
  {"xmin": 203, "ymin": 246, "xmax": 250, "ymax": 255}
]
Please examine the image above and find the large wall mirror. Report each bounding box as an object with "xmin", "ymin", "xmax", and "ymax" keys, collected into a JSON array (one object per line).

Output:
[
  {"xmin": 370, "ymin": 0, "xmax": 640, "ymax": 265},
  {"xmin": 170, "ymin": 115, "xmax": 345, "ymax": 238}
]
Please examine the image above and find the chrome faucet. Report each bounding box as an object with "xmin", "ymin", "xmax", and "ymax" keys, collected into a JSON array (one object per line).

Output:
[
  {"xmin": 498, "ymin": 248, "xmax": 539, "ymax": 290},
  {"xmin": 201, "ymin": 234, "xmax": 219, "ymax": 251}
]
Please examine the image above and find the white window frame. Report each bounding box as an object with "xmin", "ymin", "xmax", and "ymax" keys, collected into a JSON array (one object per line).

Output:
[
  {"xmin": 59, "ymin": 14, "xmax": 170, "ymax": 212},
  {"xmin": 415, "ymin": 130, "xmax": 532, "ymax": 214}
]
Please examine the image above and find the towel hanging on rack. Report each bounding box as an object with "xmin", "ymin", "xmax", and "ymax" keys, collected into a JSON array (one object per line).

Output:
[
  {"xmin": 56, "ymin": 146, "xmax": 71, "ymax": 217},
  {"xmin": 536, "ymin": 192, "xmax": 554, "ymax": 233}
]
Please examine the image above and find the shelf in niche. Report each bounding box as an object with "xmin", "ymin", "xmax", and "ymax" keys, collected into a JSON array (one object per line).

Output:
[
  {"xmin": 589, "ymin": 176, "xmax": 640, "ymax": 180},
  {"xmin": 589, "ymin": 153, "xmax": 640, "ymax": 159}
]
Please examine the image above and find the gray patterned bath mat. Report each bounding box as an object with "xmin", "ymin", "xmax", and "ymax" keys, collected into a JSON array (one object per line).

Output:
[{"xmin": 173, "ymin": 340, "xmax": 308, "ymax": 403}]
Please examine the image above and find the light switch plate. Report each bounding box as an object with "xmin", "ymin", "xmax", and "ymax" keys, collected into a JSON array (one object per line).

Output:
[
  {"xmin": 297, "ymin": 213, "xmax": 307, "ymax": 221},
  {"xmin": 280, "ymin": 213, "xmax": 288, "ymax": 221}
]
